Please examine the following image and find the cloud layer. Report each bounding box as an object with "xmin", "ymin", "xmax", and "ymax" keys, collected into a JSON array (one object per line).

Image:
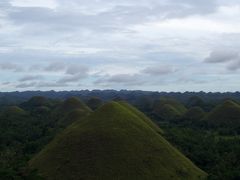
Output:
[{"xmin": 1, "ymin": 0, "xmax": 240, "ymax": 91}]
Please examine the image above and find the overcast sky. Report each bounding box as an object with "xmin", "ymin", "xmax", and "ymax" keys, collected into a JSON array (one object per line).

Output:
[{"xmin": 0, "ymin": 0, "xmax": 240, "ymax": 92}]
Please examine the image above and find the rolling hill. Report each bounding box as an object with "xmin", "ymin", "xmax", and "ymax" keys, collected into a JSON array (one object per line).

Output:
[
  {"xmin": 204, "ymin": 100, "xmax": 240, "ymax": 127},
  {"xmin": 153, "ymin": 98, "xmax": 187, "ymax": 121},
  {"xmin": 54, "ymin": 97, "xmax": 92, "ymax": 127},
  {"xmin": 29, "ymin": 101, "xmax": 206, "ymax": 180}
]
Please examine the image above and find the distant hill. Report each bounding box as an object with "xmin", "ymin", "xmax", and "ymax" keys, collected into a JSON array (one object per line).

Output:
[
  {"xmin": 29, "ymin": 101, "xmax": 206, "ymax": 180},
  {"xmin": 184, "ymin": 107, "xmax": 206, "ymax": 121},
  {"xmin": 86, "ymin": 97, "xmax": 103, "ymax": 110},
  {"xmin": 153, "ymin": 98, "xmax": 187, "ymax": 121},
  {"xmin": 21, "ymin": 96, "xmax": 52, "ymax": 109},
  {"xmin": 2, "ymin": 106, "xmax": 26, "ymax": 115},
  {"xmin": 204, "ymin": 100, "xmax": 240, "ymax": 127},
  {"xmin": 53, "ymin": 97, "xmax": 92, "ymax": 127},
  {"xmin": 57, "ymin": 97, "xmax": 91, "ymax": 114}
]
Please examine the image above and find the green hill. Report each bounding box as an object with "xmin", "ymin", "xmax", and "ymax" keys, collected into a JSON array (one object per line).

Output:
[
  {"xmin": 54, "ymin": 97, "xmax": 92, "ymax": 127},
  {"xmin": 154, "ymin": 104, "xmax": 182, "ymax": 121},
  {"xmin": 24, "ymin": 96, "xmax": 52, "ymax": 108},
  {"xmin": 29, "ymin": 101, "xmax": 206, "ymax": 180},
  {"xmin": 58, "ymin": 97, "xmax": 91, "ymax": 114},
  {"xmin": 204, "ymin": 100, "xmax": 240, "ymax": 127},
  {"xmin": 86, "ymin": 97, "xmax": 103, "ymax": 110},
  {"xmin": 2, "ymin": 106, "xmax": 27, "ymax": 117},
  {"xmin": 153, "ymin": 98, "xmax": 187, "ymax": 121},
  {"xmin": 117, "ymin": 101, "xmax": 163, "ymax": 134},
  {"xmin": 184, "ymin": 107, "xmax": 206, "ymax": 121}
]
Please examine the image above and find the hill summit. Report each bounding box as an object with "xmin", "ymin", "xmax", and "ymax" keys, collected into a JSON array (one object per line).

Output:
[
  {"xmin": 204, "ymin": 100, "xmax": 240, "ymax": 127},
  {"xmin": 54, "ymin": 97, "xmax": 92, "ymax": 127},
  {"xmin": 29, "ymin": 101, "xmax": 206, "ymax": 180},
  {"xmin": 153, "ymin": 98, "xmax": 187, "ymax": 120}
]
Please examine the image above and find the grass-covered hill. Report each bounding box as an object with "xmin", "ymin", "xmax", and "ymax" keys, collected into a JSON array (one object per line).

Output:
[
  {"xmin": 153, "ymin": 98, "xmax": 187, "ymax": 121},
  {"xmin": 204, "ymin": 100, "xmax": 240, "ymax": 127},
  {"xmin": 183, "ymin": 107, "xmax": 206, "ymax": 121},
  {"xmin": 21, "ymin": 96, "xmax": 52, "ymax": 109},
  {"xmin": 29, "ymin": 101, "xmax": 207, "ymax": 180},
  {"xmin": 2, "ymin": 106, "xmax": 27, "ymax": 117},
  {"xmin": 86, "ymin": 97, "xmax": 103, "ymax": 110},
  {"xmin": 117, "ymin": 101, "xmax": 164, "ymax": 134},
  {"xmin": 53, "ymin": 97, "xmax": 92, "ymax": 127},
  {"xmin": 57, "ymin": 97, "xmax": 92, "ymax": 114}
]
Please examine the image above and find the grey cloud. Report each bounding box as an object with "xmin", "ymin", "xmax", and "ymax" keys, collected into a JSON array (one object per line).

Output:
[
  {"xmin": 36, "ymin": 81, "xmax": 68, "ymax": 88},
  {"xmin": 0, "ymin": 62, "xmax": 23, "ymax": 72},
  {"xmin": 45, "ymin": 62, "xmax": 66, "ymax": 72},
  {"xmin": 227, "ymin": 61, "xmax": 240, "ymax": 71},
  {"xmin": 5, "ymin": 0, "xmax": 220, "ymax": 35},
  {"xmin": 16, "ymin": 82, "xmax": 36, "ymax": 88},
  {"xmin": 16, "ymin": 81, "xmax": 68, "ymax": 88},
  {"xmin": 57, "ymin": 74, "xmax": 88, "ymax": 84},
  {"xmin": 95, "ymin": 74, "xmax": 145, "ymax": 86},
  {"xmin": 142, "ymin": 66, "xmax": 176, "ymax": 76},
  {"xmin": 205, "ymin": 49, "xmax": 240, "ymax": 71},
  {"xmin": 205, "ymin": 50, "xmax": 239, "ymax": 63},
  {"xmin": 66, "ymin": 64, "xmax": 89, "ymax": 75},
  {"xmin": 19, "ymin": 75, "xmax": 43, "ymax": 82}
]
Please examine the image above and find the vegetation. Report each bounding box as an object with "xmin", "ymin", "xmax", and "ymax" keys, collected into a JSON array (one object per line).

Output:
[
  {"xmin": 0, "ymin": 92, "xmax": 240, "ymax": 180},
  {"xmin": 204, "ymin": 100, "xmax": 240, "ymax": 128},
  {"xmin": 29, "ymin": 101, "xmax": 206, "ymax": 180},
  {"xmin": 153, "ymin": 98, "xmax": 187, "ymax": 121},
  {"xmin": 86, "ymin": 97, "xmax": 103, "ymax": 110},
  {"xmin": 183, "ymin": 107, "xmax": 206, "ymax": 121}
]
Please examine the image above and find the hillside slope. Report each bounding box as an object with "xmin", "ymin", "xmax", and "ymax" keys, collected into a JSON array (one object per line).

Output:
[
  {"xmin": 53, "ymin": 97, "xmax": 92, "ymax": 127},
  {"xmin": 153, "ymin": 98, "xmax": 187, "ymax": 120},
  {"xmin": 204, "ymin": 100, "xmax": 240, "ymax": 127},
  {"xmin": 29, "ymin": 102, "xmax": 207, "ymax": 180}
]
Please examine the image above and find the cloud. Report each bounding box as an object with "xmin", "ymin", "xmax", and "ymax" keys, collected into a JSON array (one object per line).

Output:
[
  {"xmin": 95, "ymin": 74, "xmax": 145, "ymax": 86},
  {"xmin": 205, "ymin": 50, "xmax": 239, "ymax": 63},
  {"xmin": 16, "ymin": 82, "xmax": 36, "ymax": 88},
  {"xmin": 19, "ymin": 75, "xmax": 43, "ymax": 82},
  {"xmin": 205, "ymin": 49, "xmax": 240, "ymax": 71},
  {"xmin": 44, "ymin": 62, "xmax": 66, "ymax": 72},
  {"xmin": 1, "ymin": 0, "xmax": 240, "ymax": 91},
  {"xmin": 142, "ymin": 65, "xmax": 176, "ymax": 75},
  {"xmin": 0, "ymin": 62, "xmax": 23, "ymax": 72},
  {"xmin": 57, "ymin": 74, "xmax": 88, "ymax": 84},
  {"xmin": 227, "ymin": 60, "xmax": 240, "ymax": 71},
  {"xmin": 65, "ymin": 64, "xmax": 89, "ymax": 75},
  {"xmin": 36, "ymin": 81, "xmax": 68, "ymax": 88}
]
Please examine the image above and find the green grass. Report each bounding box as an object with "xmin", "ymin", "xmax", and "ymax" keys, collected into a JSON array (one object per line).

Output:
[
  {"xmin": 53, "ymin": 97, "xmax": 92, "ymax": 127},
  {"xmin": 153, "ymin": 98, "xmax": 187, "ymax": 120},
  {"xmin": 29, "ymin": 101, "xmax": 207, "ymax": 180},
  {"xmin": 154, "ymin": 98, "xmax": 187, "ymax": 114},
  {"xmin": 204, "ymin": 100, "xmax": 240, "ymax": 127},
  {"xmin": 58, "ymin": 97, "xmax": 92, "ymax": 114},
  {"xmin": 2, "ymin": 106, "xmax": 26, "ymax": 116},
  {"xmin": 117, "ymin": 101, "xmax": 164, "ymax": 134},
  {"xmin": 155, "ymin": 104, "xmax": 182, "ymax": 120}
]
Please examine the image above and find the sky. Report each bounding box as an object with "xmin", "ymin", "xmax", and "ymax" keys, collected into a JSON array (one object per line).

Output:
[{"xmin": 0, "ymin": 0, "xmax": 240, "ymax": 92}]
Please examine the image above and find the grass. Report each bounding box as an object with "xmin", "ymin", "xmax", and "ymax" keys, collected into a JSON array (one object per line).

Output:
[
  {"xmin": 29, "ymin": 101, "xmax": 207, "ymax": 180},
  {"xmin": 153, "ymin": 98, "xmax": 187, "ymax": 120},
  {"xmin": 53, "ymin": 97, "xmax": 92, "ymax": 127},
  {"xmin": 204, "ymin": 100, "xmax": 240, "ymax": 127}
]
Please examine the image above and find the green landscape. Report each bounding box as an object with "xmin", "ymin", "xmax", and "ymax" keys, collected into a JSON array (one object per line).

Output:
[
  {"xmin": 0, "ymin": 91, "xmax": 239, "ymax": 180},
  {"xmin": 1, "ymin": 0, "xmax": 240, "ymax": 179}
]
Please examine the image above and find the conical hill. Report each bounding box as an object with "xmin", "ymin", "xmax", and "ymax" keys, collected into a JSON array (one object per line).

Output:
[
  {"xmin": 29, "ymin": 101, "xmax": 207, "ymax": 180},
  {"xmin": 204, "ymin": 100, "xmax": 240, "ymax": 127}
]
